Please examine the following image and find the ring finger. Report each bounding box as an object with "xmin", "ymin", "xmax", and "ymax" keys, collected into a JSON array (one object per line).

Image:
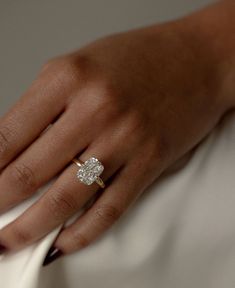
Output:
[
  {"xmin": 0, "ymin": 137, "xmax": 126, "ymax": 252},
  {"xmin": 0, "ymin": 106, "xmax": 97, "ymax": 213}
]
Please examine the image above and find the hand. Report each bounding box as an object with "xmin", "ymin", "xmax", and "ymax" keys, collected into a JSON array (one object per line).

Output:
[{"xmin": 0, "ymin": 1, "xmax": 234, "ymax": 266}]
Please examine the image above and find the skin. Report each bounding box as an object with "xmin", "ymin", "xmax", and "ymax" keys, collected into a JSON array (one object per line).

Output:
[{"xmin": 0, "ymin": 0, "xmax": 234, "ymax": 265}]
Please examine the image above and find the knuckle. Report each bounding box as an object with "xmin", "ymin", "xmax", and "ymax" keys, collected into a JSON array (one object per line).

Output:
[
  {"xmin": 40, "ymin": 56, "xmax": 83, "ymax": 91},
  {"xmin": 100, "ymin": 81, "xmax": 121, "ymax": 107},
  {"xmin": 72, "ymin": 53, "xmax": 90, "ymax": 77},
  {"xmin": 91, "ymin": 82, "xmax": 125, "ymax": 122},
  {"xmin": 94, "ymin": 204, "xmax": 121, "ymax": 226},
  {"xmin": 92, "ymin": 93, "xmax": 112, "ymax": 114},
  {"xmin": 8, "ymin": 163, "xmax": 36, "ymax": 192},
  {"xmin": 47, "ymin": 190, "xmax": 77, "ymax": 221},
  {"xmin": 71, "ymin": 231, "xmax": 90, "ymax": 249}
]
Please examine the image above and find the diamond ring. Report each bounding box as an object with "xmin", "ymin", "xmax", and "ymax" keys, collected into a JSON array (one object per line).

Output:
[{"xmin": 72, "ymin": 157, "xmax": 105, "ymax": 188}]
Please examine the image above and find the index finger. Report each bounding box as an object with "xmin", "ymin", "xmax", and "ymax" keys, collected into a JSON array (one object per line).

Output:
[{"xmin": 0, "ymin": 60, "xmax": 74, "ymax": 170}]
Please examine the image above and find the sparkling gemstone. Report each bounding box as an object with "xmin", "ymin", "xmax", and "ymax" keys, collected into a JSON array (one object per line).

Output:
[{"xmin": 77, "ymin": 157, "xmax": 104, "ymax": 185}]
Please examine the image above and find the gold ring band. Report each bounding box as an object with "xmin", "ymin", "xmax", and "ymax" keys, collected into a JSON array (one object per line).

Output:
[{"xmin": 72, "ymin": 159, "xmax": 83, "ymax": 167}]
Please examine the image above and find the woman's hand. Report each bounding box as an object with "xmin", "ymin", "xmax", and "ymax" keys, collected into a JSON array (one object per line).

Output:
[{"xmin": 0, "ymin": 1, "xmax": 234, "ymax": 266}]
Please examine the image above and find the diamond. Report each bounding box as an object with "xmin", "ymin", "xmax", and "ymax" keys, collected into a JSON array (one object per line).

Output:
[{"xmin": 77, "ymin": 157, "xmax": 104, "ymax": 185}]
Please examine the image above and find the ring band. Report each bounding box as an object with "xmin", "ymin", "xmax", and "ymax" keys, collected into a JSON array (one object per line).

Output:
[{"xmin": 72, "ymin": 157, "xmax": 105, "ymax": 189}]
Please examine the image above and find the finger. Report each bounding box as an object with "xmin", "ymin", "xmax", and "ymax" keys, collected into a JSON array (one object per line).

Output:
[
  {"xmin": 0, "ymin": 137, "xmax": 126, "ymax": 252},
  {"xmin": 0, "ymin": 60, "xmax": 76, "ymax": 170},
  {"xmin": 48, "ymin": 160, "xmax": 145, "ymax": 259},
  {"xmin": 0, "ymin": 107, "xmax": 92, "ymax": 213}
]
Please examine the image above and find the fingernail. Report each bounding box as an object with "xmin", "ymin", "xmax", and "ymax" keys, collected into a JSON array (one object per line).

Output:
[
  {"xmin": 43, "ymin": 246, "xmax": 63, "ymax": 267},
  {"xmin": 0, "ymin": 244, "xmax": 7, "ymax": 255}
]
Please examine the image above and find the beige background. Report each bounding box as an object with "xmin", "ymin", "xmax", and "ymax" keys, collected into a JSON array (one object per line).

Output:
[{"xmin": 0, "ymin": 0, "xmax": 213, "ymax": 114}]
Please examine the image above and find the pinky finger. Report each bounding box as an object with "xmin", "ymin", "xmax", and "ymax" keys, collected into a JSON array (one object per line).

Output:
[{"xmin": 42, "ymin": 164, "xmax": 143, "ymax": 266}]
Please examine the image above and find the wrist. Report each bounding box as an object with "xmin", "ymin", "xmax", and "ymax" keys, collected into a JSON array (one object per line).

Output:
[{"xmin": 175, "ymin": 0, "xmax": 235, "ymax": 111}]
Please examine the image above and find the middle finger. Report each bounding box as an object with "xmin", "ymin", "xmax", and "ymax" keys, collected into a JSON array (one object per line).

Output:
[
  {"xmin": 0, "ymin": 108, "xmax": 93, "ymax": 213},
  {"xmin": 0, "ymin": 138, "xmax": 125, "ymax": 251}
]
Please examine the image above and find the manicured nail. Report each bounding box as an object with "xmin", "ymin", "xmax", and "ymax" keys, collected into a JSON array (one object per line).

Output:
[
  {"xmin": 0, "ymin": 244, "xmax": 7, "ymax": 255},
  {"xmin": 43, "ymin": 246, "xmax": 63, "ymax": 267}
]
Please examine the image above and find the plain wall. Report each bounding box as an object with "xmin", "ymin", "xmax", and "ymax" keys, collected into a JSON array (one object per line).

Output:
[{"xmin": 0, "ymin": 0, "xmax": 214, "ymax": 114}]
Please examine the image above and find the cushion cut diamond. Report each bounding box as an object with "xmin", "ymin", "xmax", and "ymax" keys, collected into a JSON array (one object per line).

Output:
[{"xmin": 77, "ymin": 157, "xmax": 104, "ymax": 185}]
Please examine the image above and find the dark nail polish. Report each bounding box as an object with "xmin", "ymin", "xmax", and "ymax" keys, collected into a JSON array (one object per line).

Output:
[
  {"xmin": 43, "ymin": 246, "xmax": 63, "ymax": 267},
  {"xmin": 0, "ymin": 244, "xmax": 7, "ymax": 255}
]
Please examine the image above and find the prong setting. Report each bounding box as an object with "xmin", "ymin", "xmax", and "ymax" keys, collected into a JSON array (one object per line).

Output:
[{"xmin": 76, "ymin": 157, "xmax": 104, "ymax": 185}]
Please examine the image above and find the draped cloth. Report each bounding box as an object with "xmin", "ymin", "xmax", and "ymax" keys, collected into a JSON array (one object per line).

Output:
[{"xmin": 0, "ymin": 112, "xmax": 235, "ymax": 288}]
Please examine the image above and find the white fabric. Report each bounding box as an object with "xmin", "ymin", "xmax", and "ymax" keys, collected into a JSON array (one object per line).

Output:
[
  {"xmin": 0, "ymin": 112, "xmax": 235, "ymax": 288},
  {"xmin": 1, "ymin": 0, "xmax": 233, "ymax": 287}
]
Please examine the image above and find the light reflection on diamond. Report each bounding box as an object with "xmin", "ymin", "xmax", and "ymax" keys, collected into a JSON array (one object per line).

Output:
[{"xmin": 77, "ymin": 157, "xmax": 104, "ymax": 185}]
